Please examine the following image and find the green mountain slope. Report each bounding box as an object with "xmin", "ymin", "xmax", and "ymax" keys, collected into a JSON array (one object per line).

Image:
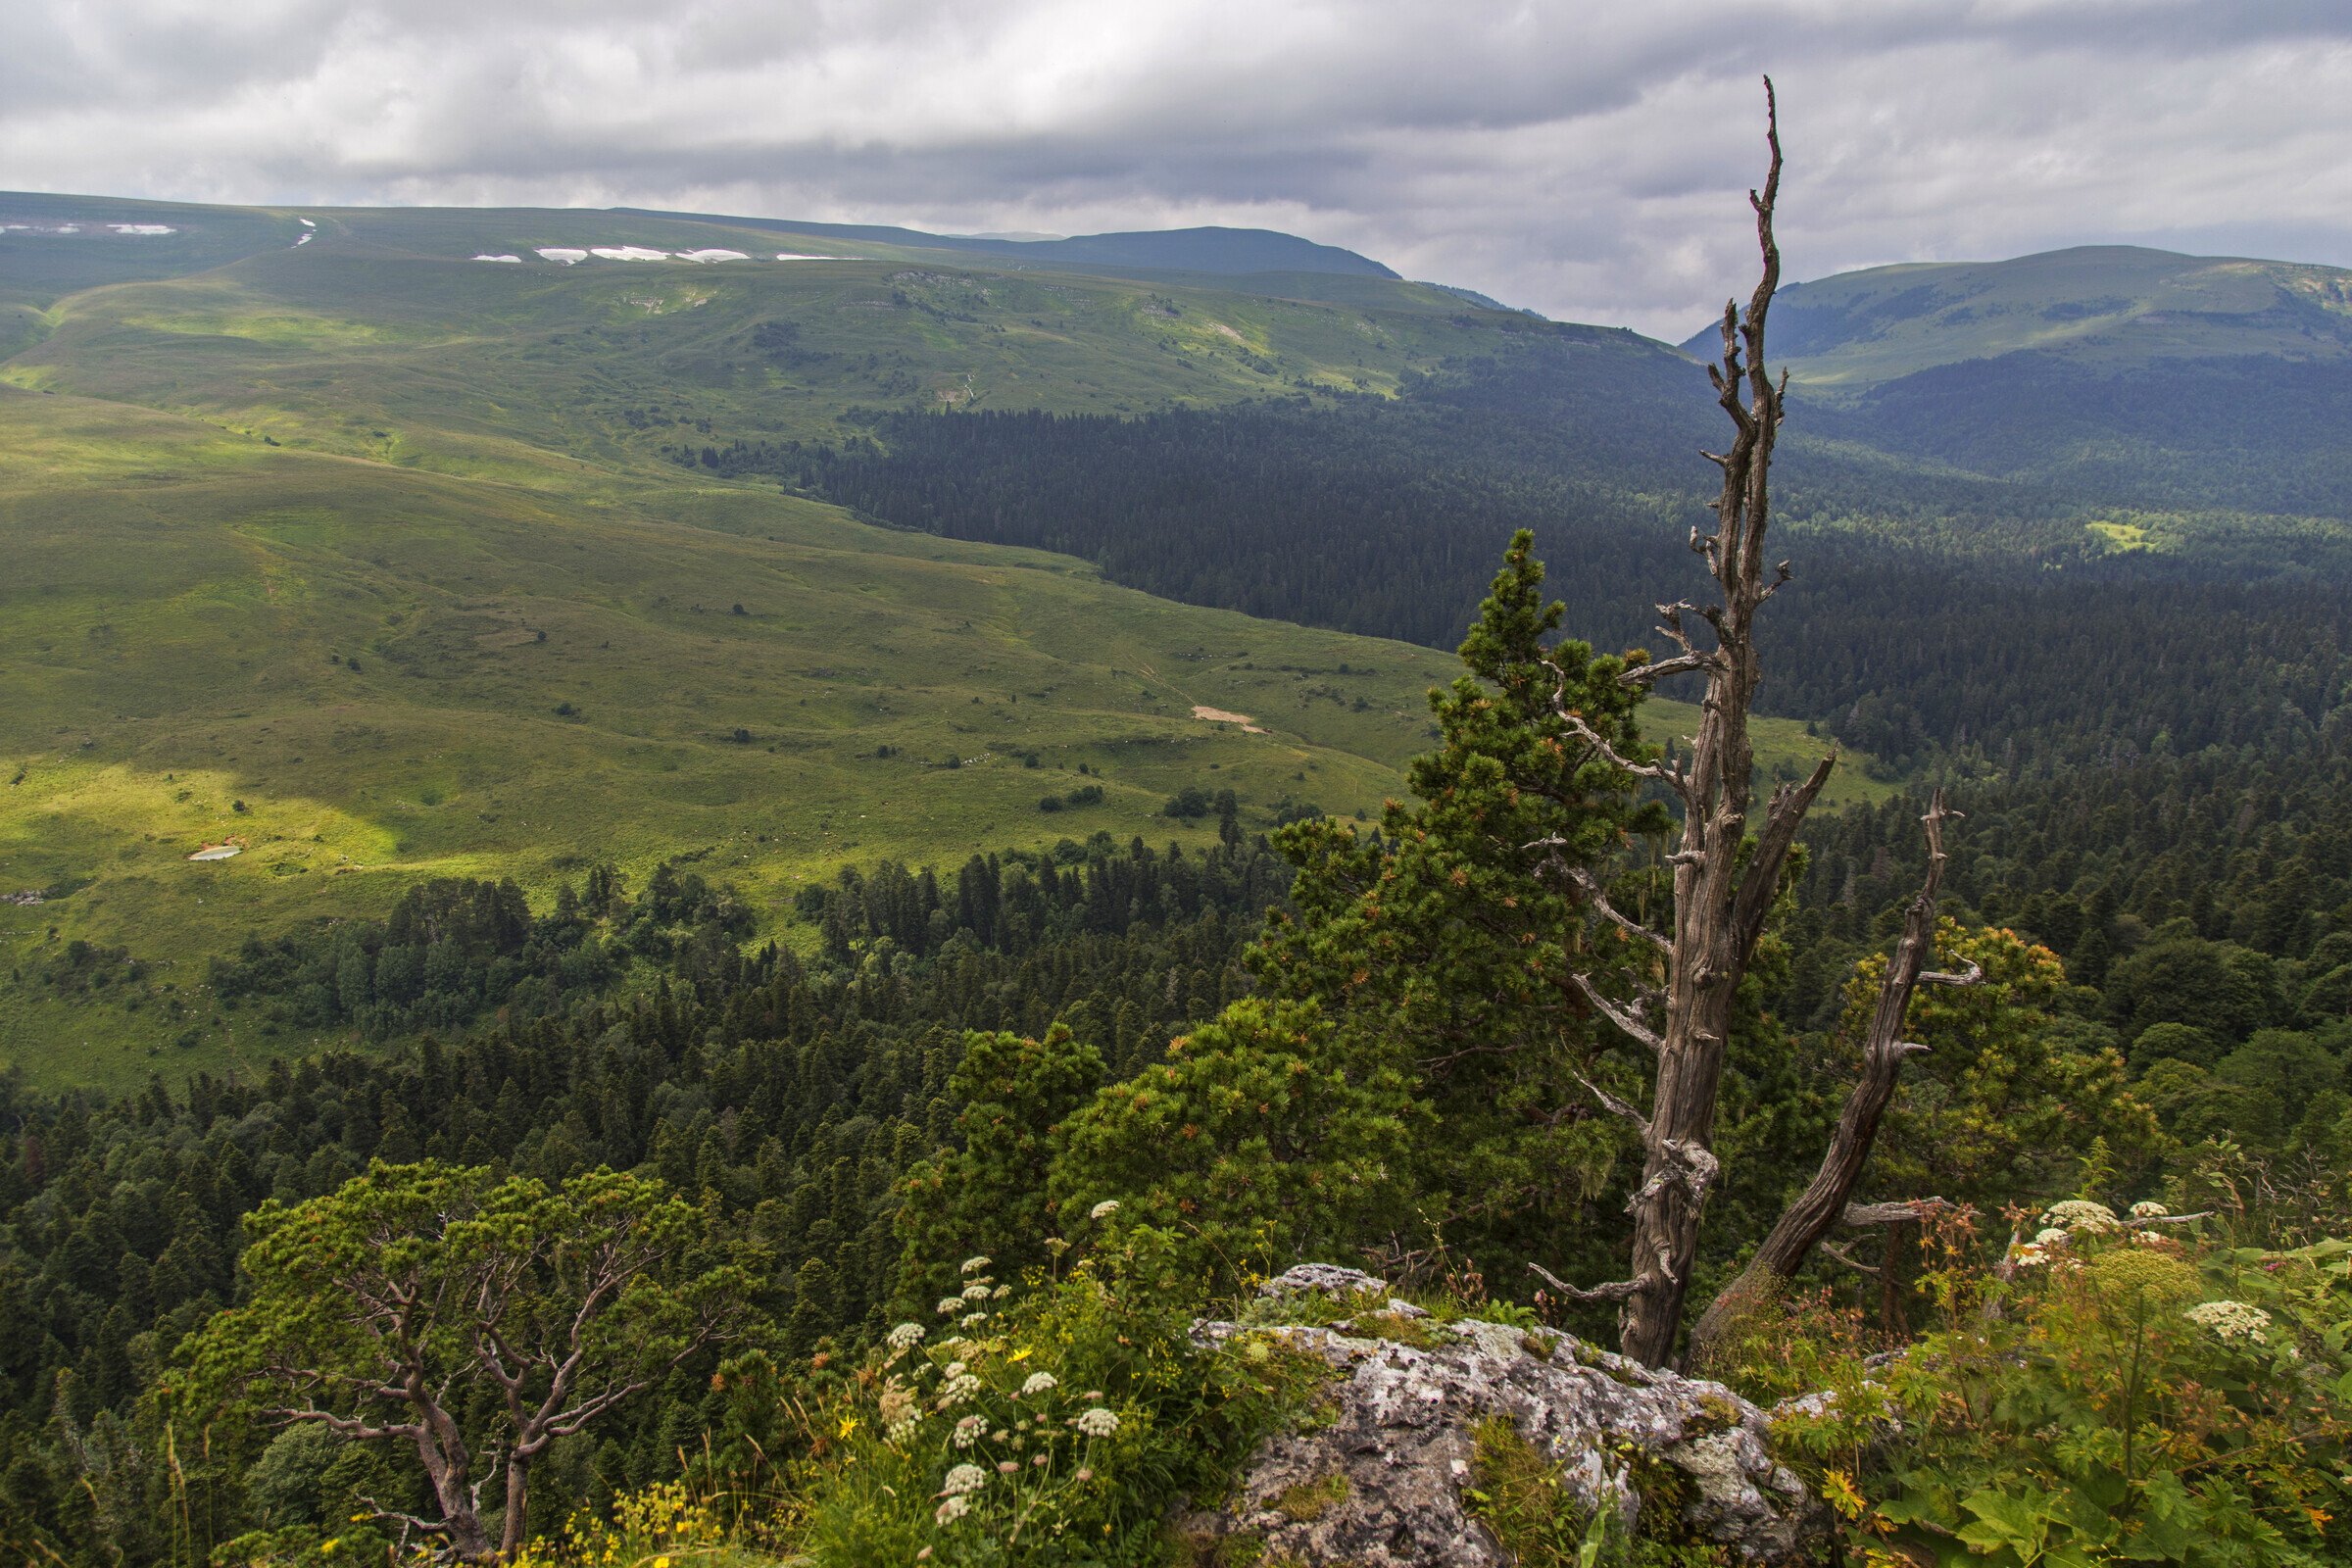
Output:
[{"xmin": 0, "ymin": 197, "xmax": 1871, "ymax": 1086}]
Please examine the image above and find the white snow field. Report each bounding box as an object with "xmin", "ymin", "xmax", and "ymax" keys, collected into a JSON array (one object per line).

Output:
[
  {"xmin": 589, "ymin": 245, "xmax": 669, "ymax": 261},
  {"xmin": 676, "ymin": 248, "xmax": 750, "ymax": 263},
  {"xmin": 108, "ymin": 223, "xmax": 176, "ymax": 235},
  {"xmin": 536, "ymin": 247, "xmax": 589, "ymax": 264},
  {"xmin": 471, "ymin": 254, "xmax": 524, "ymax": 263}
]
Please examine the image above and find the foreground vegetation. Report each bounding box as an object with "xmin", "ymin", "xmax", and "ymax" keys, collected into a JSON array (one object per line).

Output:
[{"xmin": 3, "ymin": 164, "xmax": 2350, "ymax": 1566}]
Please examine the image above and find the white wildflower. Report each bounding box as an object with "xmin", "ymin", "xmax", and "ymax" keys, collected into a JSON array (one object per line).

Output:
[
  {"xmin": 2034, "ymin": 1227, "xmax": 2069, "ymax": 1248},
  {"xmin": 878, "ymin": 1382, "xmax": 920, "ymax": 1443},
  {"xmin": 2184, "ymin": 1300, "xmax": 2273, "ymax": 1344},
  {"xmin": 953, "ymin": 1414, "xmax": 986, "ymax": 1449},
  {"xmin": 1020, "ymin": 1372, "xmax": 1057, "ymax": 1397},
  {"xmin": 945, "ymin": 1361, "xmax": 967, "ymax": 1378},
  {"xmin": 2130, "ymin": 1200, "xmax": 2169, "ymax": 1219},
  {"xmin": 934, "ymin": 1495, "xmax": 971, "ymax": 1526},
  {"xmin": 961, "ymin": 1311, "xmax": 990, "ymax": 1328},
  {"xmin": 938, "ymin": 1297, "xmax": 964, "ymax": 1316},
  {"xmin": 1075, "ymin": 1407, "xmax": 1119, "ymax": 1439},
  {"xmin": 962, "ymin": 1282, "xmax": 993, "ymax": 1301},
  {"xmin": 2014, "ymin": 1244, "xmax": 2049, "ymax": 1267},
  {"xmin": 960, "ymin": 1255, "xmax": 993, "ymax": 1276},
  {"xmin": 1090, "ymin": 1200, "xmax": 1120, "ymax": 1220},
  {"xmin": 997, "ymin": 1460, "xmax": 1019, "ymax": 1475},
  {"xmin": 887, "ymin": 1322, "xmax": 927, "ymax": 1351},
  {"xmin": 937, "ymin": 1373, "xmax": 981, "ymax": 1409},
  {"xmin": 993, "ymin": 1283, "xmax": 1012, "ymax": 1299},
  {"xmin": 941, "ymin": 1463, "xmax": 990, "ymax": 1495},
  {"xmin": 2039, "ymin": 1200, "xmax": 2120, "ymax": 1235}
]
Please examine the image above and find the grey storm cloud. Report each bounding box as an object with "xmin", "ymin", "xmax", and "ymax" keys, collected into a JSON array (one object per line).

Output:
[{"xmin": 5, "ymin": 0, "xmax": 2352, "ymax": 337}]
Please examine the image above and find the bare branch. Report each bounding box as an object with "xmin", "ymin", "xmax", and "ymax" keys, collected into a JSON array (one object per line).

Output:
[
  {"xmin": 1842, "ymin": 1199, "xmax": 1950, "ymax": 1228},
  {"xmin": 1528, "ymin": 1262, "xmax": 1644, "ymax": 1304},
  {"xmin": 1573, "ymin": 1071, "xmax": 1651, "ymax": 1139},
  {"xmin": 1567, "ymin": 970, "xmax": 1664, "ymax": 1054},
  {"xmin": 1917, "ymin": 960, "xmax": 1984, "ymax": 988},
  {"xmin": 1563, "ymin": 865, "xmax": 1671, "ymax": 956},
  {"xmin": 1556, "ymin": 708, "xmax": 1683, "ymax": 795},
  {"xmin": 1818, "ymin": 1242, "xmax": 1882, "ymax": 1276},
  {"xmin": 355, "ymin": 1496, "xmax": 450, "ymax": 1539},
  {"xmin": 1729, "ymin": 751, "xmax": 1838, "ymax": 952},
  {"xmin": 1619, "ymin": 652, "xmax": 1717, "ymax": 688}
]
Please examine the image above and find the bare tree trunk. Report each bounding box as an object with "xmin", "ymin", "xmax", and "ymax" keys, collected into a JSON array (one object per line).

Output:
[
  {"xmin": 1541, "ymin": 79, "xmax": 1837, "ymax": 1368},
  {"xmin": 501, "ymin": 1453, "xmax": 535, "ymax": 1560},
  {"xmin": 1684, "ymin": 791, "xmax": 1983, "ymax": 1365}
]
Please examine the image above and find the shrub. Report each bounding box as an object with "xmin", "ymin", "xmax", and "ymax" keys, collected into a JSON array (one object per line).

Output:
[
  {"xmin": 1050, "ymin": 999, "xmax": 1421, "ymax": 1295},
  {"xmin": 1768, "ymin": 1213, "xmax": 2352, "ymax": 1566},
  {"xmin": 791, "ymin": 1243, "xmax": 1322, "ymax": 1565}
]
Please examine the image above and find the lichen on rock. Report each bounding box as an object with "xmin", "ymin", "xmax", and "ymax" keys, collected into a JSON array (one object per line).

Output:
[{"xmin": 1182, "ymin": 1264, "xmax": 1828, "ymax": 1566}]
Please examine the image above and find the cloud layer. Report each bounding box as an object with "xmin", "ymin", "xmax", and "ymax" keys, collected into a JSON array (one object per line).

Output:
[{"xmin": 5, "ymin": 0, "xmax": 2350, "ymax": 337}]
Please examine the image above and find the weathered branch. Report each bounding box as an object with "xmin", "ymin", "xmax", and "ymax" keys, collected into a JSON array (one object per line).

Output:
[
  {"xmin": 1842, "ymin": 1198, "xmax": 1950, "ymax": 1228},
  {"xmin": 1564, "ymin": 865, "xmax": 1671, "ymax": 956},
  {"xmin": 1528, "ymin": 1262, "xmax": 1645, "ymax": 1304},
  {"xmin": 1573, "ymin": 1071, "xmax": 1652, "ymax": 1138},
  {"xmin": 1567, "ymin": 969, "xmax": 1664, "ymax": 1054},
  {"xmin": 355, "ymin": 1496, "xmax": 451, "ymax": 1539},
  {"xmin": 1557, "ymin": 707, "xmax": 1686, "ymax": 798},
  {"xmin": 1818, "ymin": 1242, "xmax": 1881, "ymax": 1276},
  {"xmin": 1688, "ymin": 790, "xmax": 1965, "ymax": 1367},
  {"xmin": 1729, "ymin": 752, "xmax": 1838, "ymax": 953}
]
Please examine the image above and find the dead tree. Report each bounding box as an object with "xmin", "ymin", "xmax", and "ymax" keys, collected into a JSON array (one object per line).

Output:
[
  {"xmin": 1532, "ymin": 78, "xmax": 1837, "ymax": 1367},
  {"xmin": 1685, "ymin": 790, "xmax": 1983, "ymax": 1364}
]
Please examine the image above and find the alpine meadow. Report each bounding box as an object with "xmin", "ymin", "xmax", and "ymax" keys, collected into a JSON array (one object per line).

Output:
[{"xmin": 1, "ymin": 38, "xmax": 2350, "ymax": 1568}]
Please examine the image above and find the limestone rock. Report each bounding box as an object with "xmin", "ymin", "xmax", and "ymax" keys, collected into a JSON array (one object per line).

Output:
[{"xmin": 1183, "ymin": 1264, "xmax": 1828, "ymax": 1566}]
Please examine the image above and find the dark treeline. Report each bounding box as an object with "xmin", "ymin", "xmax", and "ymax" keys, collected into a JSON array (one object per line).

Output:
[
  {"xmin": 683, "ymin": 344, "xmax": 2351, "ymax": 776},
  {"xmin": 0, "ymin": 833, "xmax": 1285, "ymax": 1561}
]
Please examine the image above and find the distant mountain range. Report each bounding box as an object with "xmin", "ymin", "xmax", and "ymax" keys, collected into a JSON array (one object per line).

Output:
[
  {"xmin": 612, "ymin": 211, "xmax": 1399, "ymax": 278},
  {"xmin": 1689, "ymin": 245, "xmax": 2352, "ymax": 516},
  {"xmin": 1695, "ymin": 244, "xmax": 2352, "ymax": 386}
]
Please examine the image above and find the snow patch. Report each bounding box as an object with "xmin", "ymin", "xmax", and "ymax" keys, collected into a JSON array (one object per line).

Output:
[
  {"xmin": 294, "ymin": 231, "xmax": 312, "ymax": 246},
  {"xmin": 773, "ymin": 252, "xmax": 842, "ymax": 262},
  {"xmin": 109, "ymin": 222, "xmax": 176, "ymax": 235},
  {"xmin": 590, "ymin": 245, "xmax": 668, "ymax": 262},
  {"xmin": 299, "ymin": 218, "xmax": 316, "ymax": 227},
  {"xmin": 675, "ymin": 248, "xmax": 749, "ymax": 263},
  {"xmin": 536, "ymin": 247, "xmax": 589, "ymax": 264},
  {"xmin": 471, "ymin": 253, "xmax": 523, "ymax": 264}
]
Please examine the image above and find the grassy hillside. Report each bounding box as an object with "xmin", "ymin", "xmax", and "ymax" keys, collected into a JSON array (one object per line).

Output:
[
  {"xmin": 0, "ymin": 198, "xmax": 1886, "ymax": 1089},
  {"xmin": 0, "ymin": 385, "xmax": 1870, "ymax": 1091}
]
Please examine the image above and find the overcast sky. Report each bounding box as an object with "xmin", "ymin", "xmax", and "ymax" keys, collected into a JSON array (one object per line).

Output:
[{"xmin": 5, "ymin": 0, "xmax": 2350, "ymax": 338}]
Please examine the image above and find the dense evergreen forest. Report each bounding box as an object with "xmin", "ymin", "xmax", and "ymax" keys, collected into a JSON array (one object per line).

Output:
[{"xmin": 680, "ymin": 341, "xmax": 2352, "ymax": 777}]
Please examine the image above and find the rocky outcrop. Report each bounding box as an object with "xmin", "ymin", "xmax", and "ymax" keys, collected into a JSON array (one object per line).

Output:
[{"xmin": 1180, "ymin": 1265, "xmax": 1827, "ymax": 1566}]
